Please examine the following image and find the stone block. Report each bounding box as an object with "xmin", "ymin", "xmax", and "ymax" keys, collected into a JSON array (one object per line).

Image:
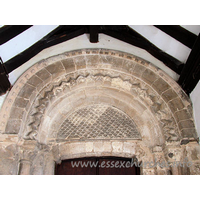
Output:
[
  {"xmin": 85, "ymin": 142, "xmax": 93, "ymax": 153},
  {"xmin": 59, "ymin": 143, "xmax": 70, "ymax": 156},
  {"xmin": 141, "ymin": 68, "xmax": 159, "ymax": 85},
  {"xmin": 36, "ymin": 68, "xmax": 52, "ymax": 81},
  {"xmin": 13, "ymin": 97, "xmax": 29, "ymax": 109},
  {"xmin": 142, "ymin": 168, "xmax": 155, "ymax": 175},
  {"xmin": 27, "ymin": 75, "xmax": 43, "ymax": 87},
  {"xmin": 111, "ymin": 57, "xmax": 124, "ymax": 70},
  {"xmin": 103, "ymin": 141, "xmax": 112, "ymax": 152},
  {"xmin": 130, "ymin": 64, "xmax": 146, "ymax": 77},
  {"xmin": 116, "ymin": 100, "xmax": 132, "ymax": 114},
  {"xmin": 45, "ymin": 61, "xmax": 66, "ymax": 79},
  {"xmin": 122, "ymin": 60, "xmax": 136, "ymax": 73},
  {"xmin": 101, "ymin": 87, "xmax": 121, "ymax": 99},
  {"xmin": 178, "ymin": 120, "xmax": 195, "ymax": 130},
  {"xmin": 9, "ymin": 106, "xmax": 24, "ymax": 120},
  {"xmin": 73, "ymin": 56, "xmax": 86, "ymax": 70},
  {"xmin": 5, "ymin": 119, "xmax": 22, "ymax": 134},
  {"xmin": 61, "ymin": 58, "xmax": 75, "ymax": 73},
  {"xmin": 161, "ymin": 88, "xmax": 178, "ymax": 103},
  {"xmin": 181, "ymin": 128, "xmax": 197, "ymax": 138},
  {"xmin": 123, "ymin": 142, "xmax": 136, "ymax": 154},
  {"xmin": 85, "ymin": 55, "xmax": 102, "ymax": 68},
  {"xmin": 93, "ymin": 141, "xmax": 104, "ymax": 153},
  {"xmin": 69, "ymin": 142, "xmax": 86, "ymax": 155},
  {"xmin": 168, "ymin": 97, "xmax": 185, "ymax": 113},
  {"xmin": 18, "ymin": 84, "xmax": 35, "ymax": 99},
  {"xmin": 100, "ymin": 55, "xmax": 113, "ymax": 65},
  {"xmin": 174, "ymin": 109, "xmax": 191, "ymax": 122},
  {"xmin": 112, "ymin": 142, "xmax": 123, "ymax": 153},
  {"xmin": 152, "ymin": 78, "xmax": 170, "ymax": 94}
]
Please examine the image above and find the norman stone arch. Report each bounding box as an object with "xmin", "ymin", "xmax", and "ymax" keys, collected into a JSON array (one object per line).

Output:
[{"xmin": 0, "ymin": 49, "xmax": 200, "ymax": 175}]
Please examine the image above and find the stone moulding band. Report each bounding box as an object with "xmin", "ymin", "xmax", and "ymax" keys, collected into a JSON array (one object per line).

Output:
[
  {"xmin": 24, "ymin": 71, "xmax": 178, "ymax": 142},
  {"xmin": 0, "ymin": 48, "xmax": 197, "ymax": 145}
]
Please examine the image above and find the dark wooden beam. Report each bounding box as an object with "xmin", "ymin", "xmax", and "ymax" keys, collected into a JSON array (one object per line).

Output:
[
  {"xmin": 2, "ymin": 25, "xmax": 186, "ymax": 78},
  {"xmin": 101, "ymin": 25, "xmax": 184, "ymax": 74},
  {"xmin": 154, "ymin": 25, "xmax": 197, "ymax": 49},
  {"xmin": 0, "ymin": 25, "xmax": 32, "ymax": 45},
  {"xmin": 178, "ymin": 33, "xmax": 200, "ymax": 94},
  {"xmin": 0, "ymin": 57, "xmax": 11, "ymax": 95},
  {"xmin": 89, "ymin": 25, "xmax": 99, "ymax": 43},
  {"xmin": 4, "ymin": 26, "xmax": 87, "ymax": 73}
]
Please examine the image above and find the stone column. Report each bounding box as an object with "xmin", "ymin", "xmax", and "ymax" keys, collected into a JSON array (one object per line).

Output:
[
  {"xmin": 17, "ymin": 140, "xmax": 37, "ymax": 175},
  {"xmin": 153, "ymin": 146, "xmax": 170, "ymax": 175},
  {"xmin": 140, "ymin": 157, "xmax": 156, "ymax": 175},
  {"xmin": 165, "ymin": 142, "xmax": 186, "ymax": 175},
  {"xmin": 18, "ymin": 159, "xmax": 32, "ymax": 175},
  {"xmin": 184, "ymin": 142, "xmax": 200, "ymax": 175},
  {"xmin": 43, "ymin": 153, "xmax": 55, "ymax": 175}
]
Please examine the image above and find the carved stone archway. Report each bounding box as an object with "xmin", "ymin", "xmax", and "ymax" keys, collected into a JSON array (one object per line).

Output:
[{"xmin": 0, "ymin": 49, "xmax": 200, "ymax": 175}]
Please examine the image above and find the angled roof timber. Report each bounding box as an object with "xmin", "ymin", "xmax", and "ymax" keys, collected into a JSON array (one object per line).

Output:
[
  {"xmin": 154, "ymin": 25, "xmax": 197, "ymax": 49},
  {"xmin": 178, "ymin": 33, "xmax": 200, "ymax": 94},
  {"xmin": 3, "ymin": 25, "xmax": 199, "ymax": 94},
  {"xmin": 0, "ymin": 25, "xmax": 32, "ymax": 45}
]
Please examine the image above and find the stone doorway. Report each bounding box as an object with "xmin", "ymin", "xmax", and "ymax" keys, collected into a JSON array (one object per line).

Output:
[
  {"xmin": 0, "ymin": 48, "xmax": 200, "ymax": 175},
  {"xmin": 55, "ymin": 156, "xmax": 140, "ymax": 175}
]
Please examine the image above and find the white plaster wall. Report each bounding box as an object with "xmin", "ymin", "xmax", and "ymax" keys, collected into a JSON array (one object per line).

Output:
[
  {"xmin": 0, "ymin": 25, "xmax": 59, "ymax": 62},
  {"xmin": 181, "ymin": 25, "xmax": 200, "ymax": 35},
  {"xmin": 129, "ymin": 25, "xmax": 191, "ymax": 63}
]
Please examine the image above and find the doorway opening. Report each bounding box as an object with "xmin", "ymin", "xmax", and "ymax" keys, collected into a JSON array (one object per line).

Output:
[{"xmin": 55, "ymin": 156, "xmax": 140, "ymax": 175}]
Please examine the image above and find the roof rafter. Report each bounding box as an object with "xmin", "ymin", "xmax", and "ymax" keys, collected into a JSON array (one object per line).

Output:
[
  {"xmin": 154, "ymin": 25, "xmax": 197, "ymax": 49},
  {"xmin": 4, "ymin": 25, "xmax": 88, "ymax": 73},
  {"xmin": 0, "ymin": 25, "xmax": 32, "ymax": 45},
  {"xmin": 101, "ymin": 25, "xmax": 184, "ymax": 74},
  {"xmin": 178, "ymin": 33, "xmax": 200, "ymax": 94}
]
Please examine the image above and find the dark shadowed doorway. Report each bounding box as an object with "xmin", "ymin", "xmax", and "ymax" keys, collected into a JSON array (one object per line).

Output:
[{"xmin": 55, "ymin": 156, "xmax": 140, "ymax": 175}]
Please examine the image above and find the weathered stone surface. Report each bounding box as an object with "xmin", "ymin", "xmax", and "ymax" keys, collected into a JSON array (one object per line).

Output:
[
  {"xmin": 45, "ymin": 61, "xmax": 65, "ymax": 79},
  {"xmin": 100, "ymin": 55, "xmax": 113, "ymax": 66},
  {"xmin": 168, "ymin": 97, "xmax": 185, "ymax": 113},
  {"xmin": 18, "ymin": 83, "xmax": 35, "ymax": 99},
  {"xmin": 122, "ymin": 60, "xmax": 135, "ymax": 73},
  {"xmin": 152, "ymin": 78, "xmax": 170, "ymax": 94},
  {"xmin": 61, "ymin": 58, "xmax": 75, "ymax": 73},
  {"xmin": 13, "ymin": 97, "xmax": 29, "ymax": 108},
  {"xmin": 161, "ymin": 89, "xmax": 178, "ymax": 103},
  {"xmin": 178, "ymin": 120, "xmax": 195, "ymax": 130},
  {"xmin": 131, "ymin": 64, "xmax": 146, "ymax": 77},
  {"xmin": 174, "ymin": 109, "xmax": 191, "ymax": 122},
  {"xmin": 0, "ymin": 49, "xmax": 198, "ymax": 175},
  {"xmin": 9, "ymin": 106, "xmax": 24, "ymax": 120},
  {"xmin": 123, "ymin": 142, "xmax": 136, "ymax": 154},
  {"xmin": 93, "ymin": 141, "xmax": 104, "ymax": 153},
  {"xmin": 73, "ymin": 56, "xmax": 86, "ymax": 70},
  {"xmin": 141, "ymin": 68, "xmax": 159, "ymax": 85},
  {"xmin": 112, "ymin": 142, "xmax": 123, "ymax": 153},
  {"xmin": 69, "ymin": 142, "xmax": 86, "ymax": 155},
  {"xmin": 5, "ymin": 119, "xmax": 21, "ymax": 134},
  {"xmin": 85, "ymin": 55, "xmax": 102, "ymax": 68},
  {"xmin": 36, "ymin": 68, "xmax": 52, "ymax": 81},
  {"xmin": 85, "ymin": 142, "xmax": 93, "ymax": 152},
  {"xmin": 111, "ymin": 57, "xmax": 124, "ymax": 69},
  {"xmin": 0, "ymin": 143, "xmax": 18, "ymax": 175},
  {"xmin": 181, "ymin": 128, "xmax": 197, "ymax": 138},
  {"xmin": 27, "ymin": 75, "xmax": 43, "ymax": 87}
]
